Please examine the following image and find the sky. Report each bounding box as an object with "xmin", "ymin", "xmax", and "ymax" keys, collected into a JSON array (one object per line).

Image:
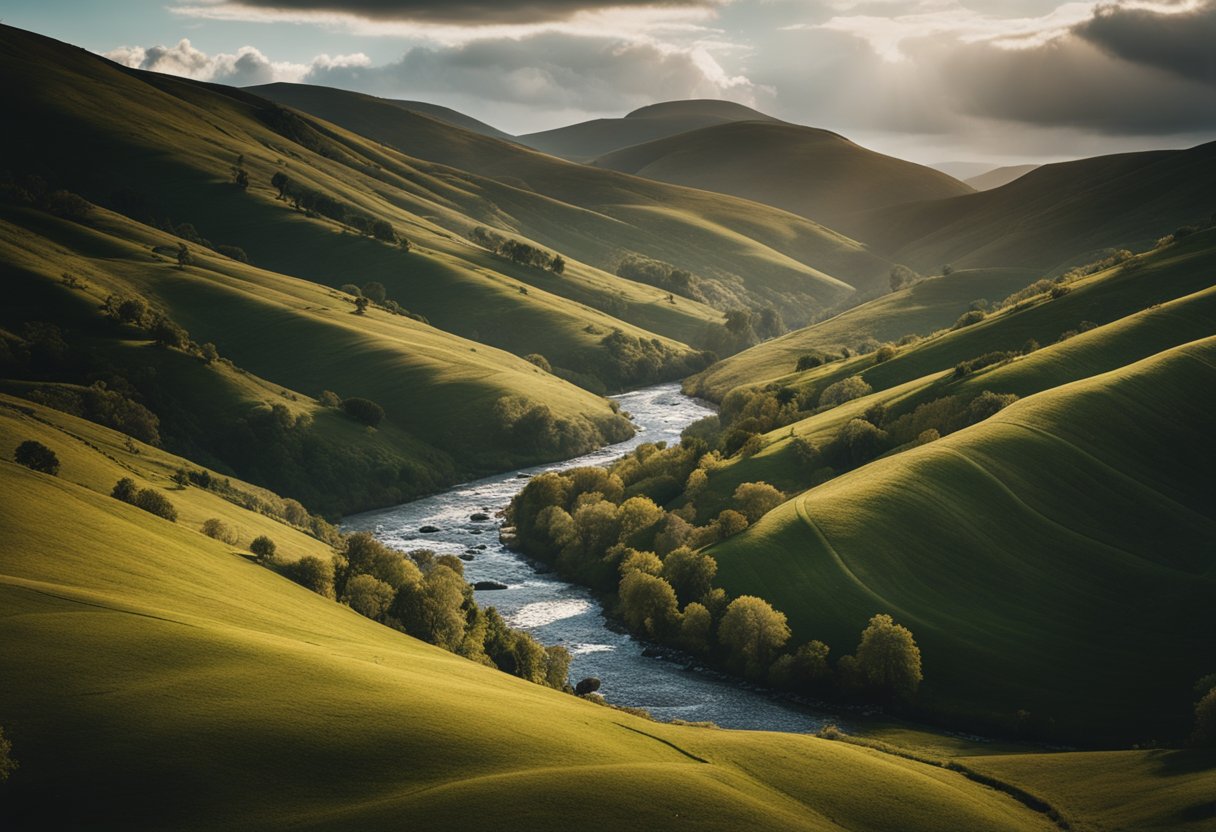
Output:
[{"xmin": 4, "ymin": 0, "xmax": 1215, "ymax": 165}]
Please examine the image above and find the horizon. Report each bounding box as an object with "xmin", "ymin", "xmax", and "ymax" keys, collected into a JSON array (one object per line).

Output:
[{"xmin": 3, "ymin": 0, "xmax": 1214, "ymax": 167}]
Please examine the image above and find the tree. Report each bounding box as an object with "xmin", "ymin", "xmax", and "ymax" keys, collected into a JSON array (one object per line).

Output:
[
  {"xmin": 837, "ymin": 418, "xmax": 887, "ymax": 467},
  {"xmin": 201, "ymin": 518, "xmax": 239, "ymax": 545},
  {"xmin": 719, "ymin": 596, "xmax": 790, "ymax": 678},
  {"xmin": 819, "ymin": 375, "xmax": 872, "ymax": 408},
  {"xmin": 544, "ymin": 645, "xmax": 572, "ymax": 690},
  {"xmin": 370, "ymin": 219, "xmax": 396, "ymax": 243},
  {"xmin": 354, "ymin": 296, "xmax": 369, "ymax": 315},
  {"xmin": 232, "ymin": 166, "xmax": 249, "ymax": 190},
  {"xmin": 854, "ymin": 613, "xmax": 923, "ymax": 702},
  {"xmin": 549, "ymin": 255, "xmax": 565, "ymax": 275},
  {"xmin": 271, "ymin": 171, "xmax": 290, "ymax": 199},
  {"xmin": 133, "ymin": 488, "xmax": 178, "ymax": 522},
  {"xmin": 288, "ymin": 555, "xmax": 336, "ymax": 599},
  {"xmin": 250, "ymin": 535, "xmax": 277, "ymax": 563},
  {"xmin": 362, "ymin": 282, "xmax": 387, "ymax": 304},
  {"xmin": 889, "ymin": 265, "xmax": 916, "ymax": 292},
  {"xmin": 176, "ymin": 243, "xmax": 191, "ymax": 270},
  {"xmin": 679, "ymin": 602, "xmax": 712, "ymax": 653},
  {"xmin": 617, "ymin": 495, "xmax": 663, "ymax": 543},
  {"xmin": 342, "ymin": 574, "xmax": 396, "ymax": 620},
  {"xmin": 661, "ymin": 547, "xmax": 717, "ymax": 607},
  {"xmin": 200, "ymin": 342, "xmax": 220, "ymax": 364},
  {"xmin": 618, "ymin": 571, "xmax": 679, "ymax": 639},
  {"xmin": 1193, "ymin": 686, "xmax": 1216, "ymax": 746},
  {"xmin": 714, "ymin": 509, "xmax": 749, "ymax": 539},
  {"xmin": 341, "ymin": 397, "xmax": 384, "ymax": 427},
  {"xmin": 395, "ymin": 565, "xmax": 467, "ymax": 651},
  {"xmin": 732, "ymin": 481, "xmax": 783, "ymax": 523},
  {"xmin": 112, "ymin": 477, "xmax": 138, "ymax": 503},
  {"xmin": 150, "ymin": 315, "xmax": 189, "ymax": 349},
  {"xmin": 524, "ymin": 353, "xmax": 552, "ymax": 373},
  {"xmin": 14, "ymin": 440, "xmax": 59, "ymax": 475},
  {"xmin": 619, "ymin": 549, "xmax": 663, "ymax": 577}
]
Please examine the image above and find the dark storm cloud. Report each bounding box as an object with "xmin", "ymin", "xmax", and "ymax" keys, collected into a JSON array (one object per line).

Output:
[
  {"xmin": 1074, "ymin": 0, "xmax": 1216, "ymax": 85},
  {"xmin": 222, "ymin": 0, "xmax": 717, "ymax": 24}
]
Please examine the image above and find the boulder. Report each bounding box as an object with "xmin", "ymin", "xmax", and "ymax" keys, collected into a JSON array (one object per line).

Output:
[
  {"xmin": 575, "ymin": 677, "xmax": 602, "ymax": 696},
  {"xmin": 419, "ymin": 525, "xmax": 440, "ymax": 533},
  {"xmin": 473, "ymin": 580, "xmax": 508, "ymax": 591}
]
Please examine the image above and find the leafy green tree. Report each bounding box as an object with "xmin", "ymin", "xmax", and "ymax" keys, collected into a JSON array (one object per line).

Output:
[
  {"xmin": 343, "ymin": 532, "xmax": 421, "ymax": 590},
  {"xmin": 679, "ymin": 602, "xmax": 712, "ymax": 653},
  {"xmin": 660, "ymin": 547, "xmax": 717, "ymax": 607},
  {"xmin": 618, "ymin": 571, "xmax": 679, "ymax": 639},
  {"xmin": 133, "ymin": 488, "xmax": 178, "ymax": 522},
  {"xmin": 395, "ymin": 564, "xmax": 467, "ymax": 651},
  {"xmin": 732, "ymin": 481, "xmax": 783, "ymax": 523},
  {"xmin": 341, "ymin": 397, "xmax": 384, "ymax": 427},
  {"xmin": 854, "ymin": 613, "xmax": 923, "ymax": 702},
  {"xmin": 819, "ymin": 375, "xmax": 872, "ymax": 408},
  {"xmin": 544, "ymin": 645, "xmax": 572, "ymax": 690},
  {"xmin": 619, "ymin": 549, "xmax": 663, "ymax": 577},
  {"xmin": 201, "ymin": 518, "xmax": 239, "ymax": 545},
  {"xmin": 14, "ymin": 440, "xmax": 59, "ymax": 475},
  {"xmin": 714, "ymin": 509, "xmax": 749, "ymax": 540},
  {"xmin": 342, "ymin": 573, "xmax": 395, "ymax": 620},
  {"xmin": 719, "ymin": 596, "xmax": 790, "ymax": 678},
  {"xmin": 176, "ymin": 243, "xmax": 191, "ymax": 270},
  {"xmin": 111, "ymin": 477, "xmax": 138, "ymax": 503},
  {"xmin": 250, "ymin": 535, "xmax": 277, "ymax": 563}
]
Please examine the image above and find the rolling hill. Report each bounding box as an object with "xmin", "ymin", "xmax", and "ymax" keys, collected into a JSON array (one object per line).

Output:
[
  {"xmin": 965, "ymin": 164, "xmax": 1039, "ymax": 191},
  {"xmin": 707, "ymin": 337, "xmax": 1216, "ymax": 743},
  {"xmin": 0, "ymin": 397, "xmax": 1061, "ymax": 832},
  {"xmin": 247, "ymin": 81, "xmax": 890, "ymax": 312},
  {"xmin": 847, "ymin": 142, "xmax": 1216, "ymax": 273},
  {"xmin": 592, "ymin": 120, "xmax": 974, "ymax": 228},
  {"xmin": 515, "ymin": 99, "xmax": 781, "ymax": 161}
]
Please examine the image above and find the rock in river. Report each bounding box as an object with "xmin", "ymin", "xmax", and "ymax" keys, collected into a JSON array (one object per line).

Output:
[{"xmin": 473, "ymin": 580, "xmax": 508, "ymax": 591}]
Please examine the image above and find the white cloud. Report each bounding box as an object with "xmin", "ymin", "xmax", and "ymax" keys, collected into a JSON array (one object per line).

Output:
[{"xmin": 104, "ymin": 38, "xmax": 369, "ymax": 85}]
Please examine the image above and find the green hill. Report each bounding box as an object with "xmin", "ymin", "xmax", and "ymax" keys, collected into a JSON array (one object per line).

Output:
[
  {"xmin": 706, "ymin": 338, "xmax": 1216, "ymax": 743},
  {"xmin": 592, "ymin": 121, "xmax": 974, "ymax": 229},
  {"xmin": 848, "ymin": 142, "xmax": 1216, "ymax": 273},
  {"xmin": 246, "ymin": 82, "xmax": 891, "ymax": 318},
  {"xmin": 0, "ymin": 398, "xmax": 1060, "ymax": 832},
  {"xmin": 516, "ymin": 99, "xmax": 780, "ymax": 161}
]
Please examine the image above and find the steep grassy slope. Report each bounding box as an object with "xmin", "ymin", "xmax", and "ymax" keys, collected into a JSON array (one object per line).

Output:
[
  {"xmin": 593, "ymin": 121, "xmax": 973, "ymax": 227},
  {"xmin": 382, "ymin": 95, "xmax": 513, "ymax": 140},
  {"xmin": 515, "ymin": 99, "xmax": 780, "ymax": 161},
  {"xmin": 249, "ymin": 82, "xmax": 892, "ymax": 309},
  {"xmin": 707, "ymin": 339, "xmax": 1216, "ymax": 742},
  {"xmin": 690, "ymin": 227, "xmax": 1216, "ymax": 401},
  {"xmin": 0, "ymin": 26, "xmax": 734, "ymax": 382},
  {"xmin": 965, "ymin": 164, "xmax": 1039, "ymax": 191},
  {"xmin": 849, "ymin": 142, "xmax": 1216, "ymax": 272},
  {"xmin": 0, "ymin": 404, "xmax": 1056, "ymax": 832}
]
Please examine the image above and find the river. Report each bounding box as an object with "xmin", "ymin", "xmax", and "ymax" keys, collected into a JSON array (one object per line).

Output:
[{"xmin": 346, "ymin": 382, "xmax": 838, "ymax": 733}]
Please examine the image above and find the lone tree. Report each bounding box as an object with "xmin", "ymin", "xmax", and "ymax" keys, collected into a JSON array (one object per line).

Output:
[
  {"xmin": 250, "ymin": 535, "xmax": 277, "ymax": 563},
  {"xmin": 354, "ymin": 297, "xmax": 369, "ymax": 315},
  {"xmin": 719, "ymin": 595, "xmax": 791, "ymax": 678},
  {"xmin": 271, "ymin": 171, "xmax": 290, "ymax": 199},
  {"xmin": 362, "ymin": 282, "xmax": 387, "ymax": 304},
  {"xmin": 854, "ymin": 613, "xmax": 923, "ymax": 702},
  {"xmin": 14, "ymin": 440, "xmax": 60, "ymax": 475},
  {"xmin": 176, "ymin": 243, "xmax": 191, "ymax": 270}
]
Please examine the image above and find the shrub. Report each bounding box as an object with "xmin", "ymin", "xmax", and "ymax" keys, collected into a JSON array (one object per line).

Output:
[
  {"xmin": 250, "ymin": 535, "xmax": 277, "ymax": 562},
  {"xmin": 951, "ymin": 310, "xmax": 985, "ymax": 330},
  {"xmin": 362, "ymin": 282, "xmax": 387, "ymax": 304},
  {"xmin": 215, "ymin": 244, "xmax": 249, "ymax": 263},
  {"xmin": 286, "ymin": 555, "xmax": 336, "ymax": 598},
  {"xmin": 133, "ymin": 488, "xmax": 178, "ymax": 522},
  {"xmin": 341, "ymin": 397, "xmax": 385, "ymax": 427},
  {"xmin": 719, "ymin": 596, "xmax": 791, "ymax": 678},
  {"xmin": 318, "ymin": 390, "xmax": 342, "ymax": 407},
  {"xmin": 112, "ymin": 477, "xmax": 138, "ymax": 503},
  {"xmin": 525, "ymin": 353, "xmax": 552, "ymax": 373},
  {"xmin": 14, "ymin": 439, "xmax": 59, "ymax": 475},
  {"xmin": 354, "ymin": 297, "xmax": 369, "ymax": 315},
  {"xmin": 1049, "ymin": 284, "xmax": 1071, "ymax": 299},
  {"xmin": 150, "ymin": 315, "xmax": 190, "ymax": 349},
  {"xmin": 796, "ymin": 352, "xmax": 824, "ymax": 371},
  {"xmin": 837, "ymin": 418, "xmax": 887, "ymax": 467},
  {"xmin": 201, "ymin": 518, "xmax": 239, "ymax": 545},
  {"xmin": 873, "ymin": 345, "xmax": 897, "ymax": 363},
  {"xmin": 819, "ymin": 375, "xmax": 871, "ymax": 408}
]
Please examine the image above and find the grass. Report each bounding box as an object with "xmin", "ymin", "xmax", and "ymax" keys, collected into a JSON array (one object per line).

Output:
[
  {"xmin": 707, "ymin": 338, "xmax": 1216, "ymax": 743},
  {"xmin": 0, "ymin": 400, "xmax": 1060, "ymax": 832}
]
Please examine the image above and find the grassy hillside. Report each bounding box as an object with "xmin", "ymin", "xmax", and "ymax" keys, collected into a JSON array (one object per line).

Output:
[
  {"xmin": 707, "ymin": 338, "xmax": 1216, "ymax": 742},
  {"xmin": 592, "ymin": 121, "xmax": 973, "ymax": 228},
  {"xmin": 0, "ymin": 401, "xmax": 1059, "ymax": 832},
  {"xmin": 248, "ymin": 82, "xmax": 893, "ymax": 313},
  {"xmin": 849, "ymin": 142, "xmax": 1216, "ymax": 273},
  {"xmin": 515, "ymin": 99, "xmax": 781, "ymax": 161},
  {"xmin": 965, "ymin": 164, "xmax": 1039, "ymax": 191},
  {"xmin": 689, "ymin": 227, "xmax": 1216, "ymax": 401}
]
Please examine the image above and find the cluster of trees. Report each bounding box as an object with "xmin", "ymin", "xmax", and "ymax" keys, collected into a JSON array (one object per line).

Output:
[
  {"xmin": 112, "ymin": 477, "xmax": 178, "ymax": 521},
  {"xmin": 596, "ymin": 329, "xmax": 715, "ymax": 391},
  {"xmin": 470, "ymin": 227, "xmax": 564, "ymax": 273},
  {"xmin": 0, "ymin": 172, "xmax": 92, "ymax": 222},
  {"xmin": 506, "ymin": 462, "xmax": 923, "ymax": 704},
  {"xmin": 280, "ymin": 531, "xmax": 571, "ymax": 690},
  {"xmin": 615, "ymin": 254, "xmax": 704, "ymax": 302},
  {"xmin": 341, "ymin": 282, "xmax": 428, "ymax": 323},
  {"xmin": 698, "ymin": 307, "xmax": 784, "ymax": 358},
  {"xmin": 270, "ymin": 172, "xmax": 402, "ymax": 245},
  {"xmin": 28, "ymin": 381, "xmax": 160, "ymax": 445},
  {"xmin": 492, "ymin": 394, "xmax": 631, "ymax": 459}
]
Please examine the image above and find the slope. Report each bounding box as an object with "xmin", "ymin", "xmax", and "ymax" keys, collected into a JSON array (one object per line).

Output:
[
  {"xmin": 0, "ymin": 401, "xmax": 1055, "ymax": 832},
  {"xmin": 707, "ymin": 338, "xmax": 1216, "ymax": 743},
  {"xmin": 249, "ymin": 81, "xmax": 891, "ymax": 312},
  {"xmin": 593, "ymin": 121, "xmax": 974, "ymax": 228},
  {"xmin": 516, "ymin": 99, "xmax": 781, "ymax": 161},
  {"xmin": 849, "ymin": 142, "xmax": 1216, "ymax": 273},
  {"xmin": 965, "ymin": 164, "xmax": 1039, "ymax": 191}
]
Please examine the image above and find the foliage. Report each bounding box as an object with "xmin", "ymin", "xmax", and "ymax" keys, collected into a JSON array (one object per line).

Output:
[
  {"xmin": 732, "ymin": 482, "xmax": 783, "ymax": 523},
  {"xmin": 853, "ymin": 613, "xmax": 923, "ymax": 702},
  {"xmin": 0, "ymin": 726, "xmax": 15, "ymax": 782},
  {"xmin": 660, "ymin": 547, "xmax": 718, "ymax": 607},
  {"xmin": 819, "ymin": 375, "xmax": 872, "ymax": 408},
  {"xmin": 618, "ymin": 571, "xmax": 679, "ymax": 639},
  {"xmin": 132, "ymin": 487, "xmax": 178, "ymax": 522},
  {"xmin": 14, "ymin": 439, "xmax": 59, "ymax": 475},
  {"xmin": 719, "ymin": 596, "xmax": 791, "ymax": 678},
  {"xmin": 341, "ymin": 397, "xmax": 385, "ymax": 427},
  {"xmin": 250, "ymin": 535, "xmax": 277, "ymax": 563},
  {"xmin": 201, "ymin": 518, "xmax": 239, "ymax": 545}
]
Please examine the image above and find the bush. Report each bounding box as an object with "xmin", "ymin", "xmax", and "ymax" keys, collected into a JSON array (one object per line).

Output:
[
  {"xmin": 951, "ymin": 310, "xmax": 985, "ymax": 330},
  {"xmin": 796, "ymin": 352, "xmax": 824, "ymax": 371},
  {"xmin": 215, "ymin": 244, "xmax": 249, "ymax": 263},
  {"xmin": 318, "ymin": 390, "xmax": 342, "ymax": 407},
  {"xmin": 873, "ymin": 345, "xmax": 897, "ymax": 363},
  {"xmin": 362, "ymin": 282, "xmax": 387, "ymax": 303},
  {"xmin": 525, "ymin": 353, "xmax": 552, "ymax": 373},
  {"xmin": 288, "ymin": 556, "xmax": 336, "ymax": 599},
  {"xmin": 201, "ymin": 518, "xmax": 239, "ymax": 545},
  {"xmin": 112, "ymin": 477, "xmax": 138, "ymax": 503},
  {"xmin": 133, "ymin": 488, "xmax": 178, "ymax": 522},
  {"xmin": 14, "ymin": 439, "xmax": 59, "ymax": 475},
  {"xmin": 341, "ymin": 397, "xmax": 385, "ymax": 427},
  {"xmin": 250, "ymin": 535, "xmax": 277, "ymax": 562},
  {"xmin": 732, "ymin": 481, "xmax": 783, "ymax": 523},
  {"xmin": 819, "ymin": 375, "xmax": 871, "ymax": 408}
]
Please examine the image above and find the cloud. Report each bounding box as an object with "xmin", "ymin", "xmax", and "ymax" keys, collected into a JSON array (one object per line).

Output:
[
  {"xmin": 104, "ymin": 39, "xmax": 369, "ymax": 86},
  {"xmin": 1075, "ymin": 0, "xmax": 1216, "ymax": 85},
  {"xmin": 302, "ymin": 32, "xmax": 757, "ymax": 111}
]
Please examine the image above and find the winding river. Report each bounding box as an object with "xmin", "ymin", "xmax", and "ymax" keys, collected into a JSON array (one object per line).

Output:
[{"xmin": 346, "ymin": 383, "xmax": 838, "ymax": 733}]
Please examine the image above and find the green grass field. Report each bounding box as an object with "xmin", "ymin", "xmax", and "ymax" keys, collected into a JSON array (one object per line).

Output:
[
  {"xmin": 0, "ymin": 398, "xmax": 1066, "ymax": 831},
  {"xmin": 707, "ymin": 338, "xmax": 1216, "ymax": 742}
]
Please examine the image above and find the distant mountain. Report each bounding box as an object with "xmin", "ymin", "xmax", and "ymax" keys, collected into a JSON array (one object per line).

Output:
[
  {"xmin": 930, "ymin": 161, "xmax": 996, "ymax": 180},
  {"xmin": 848, "ymin": 142, "xmax": 1216, "ymax": 272},
  {"xmin": 965, "ymin": 164, "xmax": 1039, "ymax": 191},
  {"xmin": 515, "ymin": 99, "xmax": 780, "ymax": 161},
  {"xmin": 592, "ymin": 120, "xmax": 974, "ymax": 227}
]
